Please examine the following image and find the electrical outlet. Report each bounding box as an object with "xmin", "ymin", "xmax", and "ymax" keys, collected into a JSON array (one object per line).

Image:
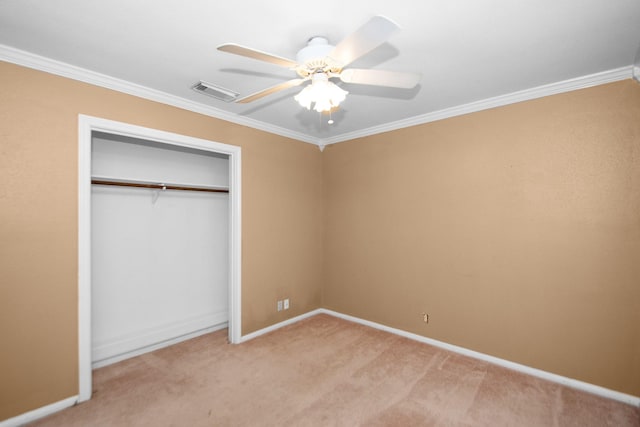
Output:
[
  {"xmin": 277, "ymin": 300, "xmax": 283, "ymax": 311},
  {"xmin": 283, "ymin": 298, "xmax": 290, "ymax": 310},
  {"xmin": 422, "ymin": 313, "xmax": 429, "ymax": 323}
]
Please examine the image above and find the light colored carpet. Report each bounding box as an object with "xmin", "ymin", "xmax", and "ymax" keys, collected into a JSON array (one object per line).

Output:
[{"xmin": 30, "ymin": 314, "xmax": 639, "ymax": 426}]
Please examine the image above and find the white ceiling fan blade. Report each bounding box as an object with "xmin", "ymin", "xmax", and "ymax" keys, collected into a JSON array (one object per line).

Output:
[
  {"xmin": 235, "ymin": 78, "xmax": 307, "ymax": 103},
  {"xmin": 217, "ymin": 43, "xmax": 299, "ymax": 69},
  {"xmin": 328, "ymin": 15, "xmax": 400, "ymax": 68},
  {"xmin": 339, "ymin": 68, "xmax": 421, "ymax": 89}
]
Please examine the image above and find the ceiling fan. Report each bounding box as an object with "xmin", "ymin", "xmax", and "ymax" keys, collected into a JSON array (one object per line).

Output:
[{"xmin": 216, "ymin": 15, "xmax": 420, "ymax": 113}]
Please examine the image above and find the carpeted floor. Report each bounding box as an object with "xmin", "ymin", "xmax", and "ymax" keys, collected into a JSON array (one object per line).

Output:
[{"xmin": 29, "ymin": 314, "xmax": 639, "ymax": 426}]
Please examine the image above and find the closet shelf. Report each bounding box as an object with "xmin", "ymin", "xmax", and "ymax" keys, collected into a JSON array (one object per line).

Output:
[{"xmin": 91, "ymin": 176, "xmax": 229, "ymax": 193}]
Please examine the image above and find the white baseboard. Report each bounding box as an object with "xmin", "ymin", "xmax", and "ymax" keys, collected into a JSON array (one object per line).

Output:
[
  {"xmin": 93, "ymin": 321, "xmax": 228, "ymax": 369},
  {"xmin": 317, "ymin": 308, "xmax": 640, "ymax": 408},
  {"xmin": 0, "ymin": 396, "xmax": 77, "ymax": 427},
  {"xmin": 237, "ymin": 308, "xmax": 640, "ymax": 407},
  {"xmin": 5, "ymin": 307, "xmax": 637, "ymax": 425},
  {"xmin": 239, "ymin": 309, "xmax": 323, "ymax": 343}
]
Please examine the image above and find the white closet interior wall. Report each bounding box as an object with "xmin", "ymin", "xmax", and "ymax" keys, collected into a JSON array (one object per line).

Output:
[{"xmin": 91, "ymin": 132, "xmax": 229, "ymax": 367}]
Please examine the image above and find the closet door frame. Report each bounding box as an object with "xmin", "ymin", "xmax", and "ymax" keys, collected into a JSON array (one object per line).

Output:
[{"xmin": 77, "ymin": 114, "xmax": 242, "ymax": 402}]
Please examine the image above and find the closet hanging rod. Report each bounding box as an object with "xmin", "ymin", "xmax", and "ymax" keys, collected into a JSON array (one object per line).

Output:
[{"xmin": 91, "ymin": 179, "xmax": 229, "ymax": 193}]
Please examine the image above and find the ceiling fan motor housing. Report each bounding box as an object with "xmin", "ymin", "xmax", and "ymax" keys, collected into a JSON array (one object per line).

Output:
[{"xmin": 295, "ymin": 36, "xmax": 341, "ymax": 76}]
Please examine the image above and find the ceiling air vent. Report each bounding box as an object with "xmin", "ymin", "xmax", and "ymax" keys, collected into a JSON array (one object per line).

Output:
[{"xmin": 191, "ymin": 81, "xmax": 239, "ymax": 102}]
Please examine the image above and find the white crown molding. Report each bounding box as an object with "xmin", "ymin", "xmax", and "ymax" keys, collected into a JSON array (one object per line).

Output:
[
  {"xmin": 0, "ymin": 44, "xmax": 321, "ymax": 146},
  {"xmin": 2, "ymin": 44, "xmax": 634, "ymax": 148},
  {"xmin": 321, "ymin": 66, "xmax": 634, "ymax": 146}
]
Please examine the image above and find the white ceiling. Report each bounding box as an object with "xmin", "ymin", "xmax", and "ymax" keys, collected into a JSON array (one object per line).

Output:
[{"xmin": 1, "ymin": 1, "xmax": 639, "ymax": 147}]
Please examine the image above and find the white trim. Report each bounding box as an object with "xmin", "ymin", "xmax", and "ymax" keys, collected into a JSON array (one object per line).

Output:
[
  {"xmin": 0, "ymin": 396, "xmax": 77, "ymax": 427},
  {"xmin": 239, "ymin": 309, "xmax": 323, "ymax": 343},
  {"xmin": 77, "ymin": 114, "xmax": 242, "ymax": 402},
  {"xmin": 0, "ymin": 44, "xmax": 319, "ymax": 146},
  {"xmin": 317, "ymin": 309, "xmax": 640, "ymax": 408},
  {"xmin": 1, "ymin": 44, "xmax": 634, "ymax": 148},
  {"xmin": 633, "ymin": 65, "xmax": 640, "ymax": 83},
  {"xmin": 77, "ymin": 117, "xmax": 92, "ymax": 401},
  {"xmin": 228, "ymin": 146, "xmax": 242, "ymax": 345},
  {"xmin": 92, "ymin": 322, "xmax": 227, "ymax": 369},
  {"xmin": 321, "ymin": 66, "xmax": 634, "ymax": 146},
  {"xmin": 7, "ymin": 307, "xmax": 638, "ymax": 423},
  {"xmin": 219, "ymin": 307, "xmax": 640, "ymax": 406}
]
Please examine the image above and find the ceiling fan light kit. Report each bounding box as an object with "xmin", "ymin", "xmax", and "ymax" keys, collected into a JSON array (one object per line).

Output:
[
  {"xmin": 294, "ymin": 73, "xmax": 348, "ymax": 113},
  {"xmin": 216, "ymin": 15, "xmax": 420, "ymax": 120}
]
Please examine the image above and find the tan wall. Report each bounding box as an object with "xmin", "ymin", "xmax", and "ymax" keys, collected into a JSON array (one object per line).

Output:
[
  {"xmin": 1, "ymin": 59, "xmax": 638, "ymax": 421},
  {"xmin": 0, "ymin": 61, "xmax": 323, "ymax": 420},
  {"xmin": 323, "ymin": 80, "xmax": 640, "ymax": 396}
]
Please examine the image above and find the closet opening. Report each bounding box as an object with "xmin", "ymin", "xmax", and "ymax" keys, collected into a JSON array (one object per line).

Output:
[{"xmin": 78, "ymin": 115, "xmax": 242, "ymax": 403}]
